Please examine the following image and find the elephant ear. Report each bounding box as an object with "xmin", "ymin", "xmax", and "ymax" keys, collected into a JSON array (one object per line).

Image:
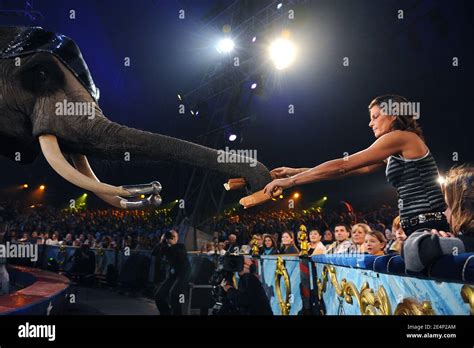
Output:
[{"xmin": 0, "ymin": 27, "xmax": 99, "ymax": 101}]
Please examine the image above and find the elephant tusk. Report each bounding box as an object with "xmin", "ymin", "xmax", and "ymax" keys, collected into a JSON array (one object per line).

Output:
[
  {"xmin": 71, "ymin": 154, "xmax": 162, "ymax": 209},
  {"xmin": 70, "ymin": 154, "xmax": 125, "ymax": 208},
  {"xmin": 39, "ymin": 134, "xmax": 132, "ymax": 197}
]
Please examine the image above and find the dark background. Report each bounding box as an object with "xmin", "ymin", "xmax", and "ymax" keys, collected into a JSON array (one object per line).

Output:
[{"xmin": 0, "ymin": 0, "xmax": 472, "ymax": 215}]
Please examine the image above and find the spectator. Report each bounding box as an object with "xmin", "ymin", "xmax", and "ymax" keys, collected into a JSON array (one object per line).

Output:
[
  {"xmin": 365, "ymin": 231, "xmax": 387, "ymax": 256},
  {"xmin": 47, "ymin": 233, "xmax": 60, "ymax": 246},
  {"xmin": 261, "ymin": 234, "xmax": 279, "ymax": 255},
  {"xmin": 326, "ymin": 224, "xmax": 353, "ymax": 254},
  {"xmin": 225, "ymin": 234, "xmax": 239, "ymax": 253},
  {"xmin": 272, "ymin": 232, "xmax": 280, "ymax": 246},
  {"xmin": 350, "ymin": 223, "xmax": 371, "ymax": 253},
  {"xmin": 386, "ymin": 216, "xmax": 406, "ymax": 254},
  {"xmin": 308, "ymin": 229, "xmax": 326, "ymax": 255},
  {"xmin": 322, "ymin": 230, "xmax": 334, "ymax": 246},
  {"xmin": 403, "ymin": 165, "xmax": 474, "ymax": 271},
  {"xmin": 280, "ymin": 231, "xmax": 299, "ymax": 254}
]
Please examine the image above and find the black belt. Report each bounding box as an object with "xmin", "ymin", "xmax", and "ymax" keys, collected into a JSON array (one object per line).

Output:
[{"xmin": 401, "ymin": 212, "xmax": 445, "ymax": 230}]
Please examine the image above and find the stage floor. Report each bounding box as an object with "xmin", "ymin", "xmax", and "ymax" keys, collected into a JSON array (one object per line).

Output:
[{"xmin": 64, "ymin": 286, "xmax": 157, "ymax": 315}]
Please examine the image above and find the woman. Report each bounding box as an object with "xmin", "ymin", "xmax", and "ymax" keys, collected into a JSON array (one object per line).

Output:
[
  {"xmin": 365, "ymin": 231, "xmax": 387, "ymax": 256},
  {"xmin": 308, "ymin": 229, "xmax": 326, "ymax": 255},
  {"xmin": 322, "ymin": 230, "xmax": 334, "ymax": 246},
  {"xmin": 261, "ymin": 234, "xmax": 279, "ymax": 255},
  {"xmin": 350, "ymin": 223, "xmax": 371, "ymax": 253},
  {"xmin": 264, "ymin": 95, "xmax": 448, "ymax": 236},
  {"xmin": 280, "ymin": 231, "xmax": 299, "ymax": 254},
  {"xmin": 404, "ymin": 165, "xmax": 474, "ymax": 271}
]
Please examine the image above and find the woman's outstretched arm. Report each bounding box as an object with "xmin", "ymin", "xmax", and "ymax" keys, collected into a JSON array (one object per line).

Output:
[{"xmin": 264, "ymin": 130, "xmax": 408, "ymax": 196}]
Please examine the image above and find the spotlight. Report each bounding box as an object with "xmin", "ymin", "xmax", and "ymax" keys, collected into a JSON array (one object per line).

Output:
[
  {"xmin": 39, "ymin": 185, "xmax": 45, "ymax": 191},
  {"xmin": 175, "ymin": 199, "xmax": 179, "ymax": 203},
  {"xmin": 277, "ymin": 3, "xmax": 283, "ymax": 10},
  {"xmin": 269, "ymin": 38, "xmax": 297, "ymax": 70},
  {"xmin": 177, "ymin": 94, "xmax": 182, "ymax": 101},
  {"xmin": 83, "ymin": 193, "xmax": 88, "ymax": 197},
  {"xmin": 250, "ymin": 82, "xmax": 258, "ymax": 90},
  {"xmin": 279, "ymin": 195, "xmax": 284, "ymax": 199},
  {"xmin": 22, "ymin": 184, "xmax": 28, "ymax": 189},
  {"xmin": 229, "ymin": 134, "xmax": 237, "ymax": 142},
  {"xmin": 140, "ymin": 194, "xmax": 145, "ymax": 199},
  {"xmin": 437, "ymin": 176, "xmax": 446, "ymax": 185},
  {"xmin": 323, "ymin": 196, "xmax": 328, "ymax": 201},
  {"xmin": 252, "ymin": 36, "xmax": 257, "ymax": 43},
  {"xmin": 216, "ymin": 38, "xmax": 235, "ymax": 54},
  {"xmin": 195, "ymin": 111, "xmax": 200, "ymax": 116},
  {"xmin": 293, "ymin": 192, "xmax": 300, "ymax": 199},
  {"xmin": 190, "ymin": 110, "xmax": 195, "ymax": 116}
]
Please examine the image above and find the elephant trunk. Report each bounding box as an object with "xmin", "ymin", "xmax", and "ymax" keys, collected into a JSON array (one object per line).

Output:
[{"xmin": 34, "ymin": 107, "xmax": 272, "ymax": 192}]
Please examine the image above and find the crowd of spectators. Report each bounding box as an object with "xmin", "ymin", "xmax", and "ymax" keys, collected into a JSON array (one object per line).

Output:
[
  {"xmin": 0, "ymin": 201, "xmax": 407, "ymax": 257},
  {"xmin": 0, "ymin": 205, "xmax": 174, "ymax": 251},
  {"xmin": 201, "ymin": 204, "xmax": 407, "ymax": 256}
]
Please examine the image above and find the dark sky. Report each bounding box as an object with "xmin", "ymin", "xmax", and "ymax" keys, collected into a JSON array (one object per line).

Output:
[{"xmin": 0, "ymin": 0, "xmax": 473, "ymax": 213}]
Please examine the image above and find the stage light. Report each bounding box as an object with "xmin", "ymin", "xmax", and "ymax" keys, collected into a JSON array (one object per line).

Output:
[
  {"xmin": 216, "ymin": 38, "xmax": 235, "ymax": 54},
  {"xmin": 250, "ymin": 82, "xmax": 258, "ymax": 90},
  {"xmin": 140, "ymin": 194, "xmax": 145, "ymax": 199},
  {"xmin": 175, "ymin": 199, "xmax": 179, "ymax": 203},
  {"xmin": 277, "ymin": 3, "xmax": 283, "ymax": 10},
  {"xmin": 177, "ymin": 94, "xmax": 182, "ymax": 101},
  {"xmin": 229, "ymin": 134, "xmax": 237, "ymax": 142},
  {"xmin": 195, "ymin": 111, "xmax": 200, "ymax": 116},
  {"xmin": 323, "ymin": 196, "xmax": 328, "ymax": 200},
  {"xmin": 293, "ymin": 192, "xmax": 300, "ymax": 199},
  {"xmin": 83, "ymin": 193, "xmax": 88, "ymax": 197},
  {"xmin": 39, "ymin": 185, "xmax": 45, "ymax": 191},
  {"xmin": 23, "ymin": 184, "xmax": 28, "ymax": 189},
  {"xmin": 437, "ymin": 176, "xmax": 446, "ymax": 185},
  {"xmin": 279, "ymin": 194, "xmax": 283, "ymax": 199},
  {"xmin": 252, "ymin": 36, "xmax": 257, "ymax": 43},
  {"xmin": 269, "ymin": 38, "xmax": 297, "ymax": 70}
]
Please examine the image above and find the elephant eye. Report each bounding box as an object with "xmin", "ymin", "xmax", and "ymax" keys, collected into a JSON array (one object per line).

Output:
[{"xmin": 20, "ymin": 60, "xmax": 65, "ymax": 96}]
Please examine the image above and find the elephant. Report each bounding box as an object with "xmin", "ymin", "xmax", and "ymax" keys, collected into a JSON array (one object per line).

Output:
[{"xmin": 0, "ymin": 26, "xmax": 272, "ymax": 209}]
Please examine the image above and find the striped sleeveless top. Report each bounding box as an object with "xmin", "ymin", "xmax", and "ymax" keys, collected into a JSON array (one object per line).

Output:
[{"xmin": 385, "ymin": 151, "xmax": 446, "ymax": 220}]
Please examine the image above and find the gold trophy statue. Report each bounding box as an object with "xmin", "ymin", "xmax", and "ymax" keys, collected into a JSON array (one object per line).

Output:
[
  {"xmin": 298, "ymin": 225, "xmax": 309, "ymax": 257},
  {"xmin": 250, "ymin": 235, "xmax": 260, "ymax": 257}
]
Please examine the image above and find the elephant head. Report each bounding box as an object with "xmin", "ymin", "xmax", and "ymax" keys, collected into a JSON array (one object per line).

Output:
[{"xmin": 0, "ymin": 27, "xmax": 272, "ymax": 208}]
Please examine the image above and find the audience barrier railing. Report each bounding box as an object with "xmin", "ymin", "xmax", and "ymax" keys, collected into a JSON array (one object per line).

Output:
[{"xmin": 16, "ymin": 245, "xmax": 474, "ymax": 315}]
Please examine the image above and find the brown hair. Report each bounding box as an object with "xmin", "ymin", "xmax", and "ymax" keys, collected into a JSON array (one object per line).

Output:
[
  {"xmin": 443, "ymin": 164, "xmax": 474, "ymax": 235},
  {"xmin": 366, "ymin": 231, "xmax": 387, "ymax": 246},
  {"xmin": 263, "ymin": 234, "xmax": 278, "ymax": 249},
  {"xmin": 334, "ymin": 223, "xmax": 351, "ymax": 236},
  {"xmin": 368, "ymin": 94, "xmax": 424, "ymax": 140},
  {"xmin": 282, "ymin": 231, "xmax": 299, "ymax": 251}
]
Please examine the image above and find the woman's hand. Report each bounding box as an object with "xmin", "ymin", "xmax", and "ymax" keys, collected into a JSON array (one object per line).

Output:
[
  {"xmin": 270, "ymin": 167, "xmax": 299, "ymax": 179},
  {"xmin": 263, "ymin": 178, "xmax": 293, "ymax": 197},
  {"xmin": 430, "ymin": 229, "xmax": 455, "ymax": 238}
]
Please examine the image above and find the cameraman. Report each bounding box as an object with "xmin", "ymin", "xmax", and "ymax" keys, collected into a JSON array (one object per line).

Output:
[
  {"xmin": 154, "ymin": 230, "xmax": 191, "ymax": 315},
  {"xmin": 221, "ymin": 257, "xmax": 273, "ymax": 315}
]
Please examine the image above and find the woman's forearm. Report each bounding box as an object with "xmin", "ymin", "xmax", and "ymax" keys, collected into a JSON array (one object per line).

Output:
[
  {"xmin": 290, "ymin": 159, "xmax": 348, "ymax": 186},
  {"xmin": 295, "ymin": 168, "xmax": 311, "ymax": 175}
]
